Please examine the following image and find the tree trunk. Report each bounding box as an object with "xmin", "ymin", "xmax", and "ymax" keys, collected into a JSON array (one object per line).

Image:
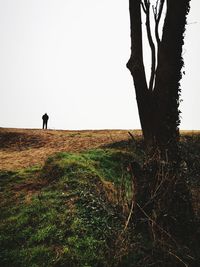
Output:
[
  {"xmin": 127, "ymin": 0, "xmax": 191, "ymax": 159},
  {"xmin": 126, "ymin": 0, "xmax": 155, "ymax": 146},
  {"xmin": 127, "ymin": 1, "xmax": 196, "ymax": 263},
  {"xmin": 153, "ymin": 0, "xmax": 190, "ymax": 159}
]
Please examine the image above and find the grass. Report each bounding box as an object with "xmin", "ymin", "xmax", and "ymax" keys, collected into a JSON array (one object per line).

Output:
[
  {"xmin": 0, "ymin": 133, "xmax": 200, "ymax": 266},
  {"xmin": 0, "ymin": 149, "xmax": 137, "ymax": 267}
]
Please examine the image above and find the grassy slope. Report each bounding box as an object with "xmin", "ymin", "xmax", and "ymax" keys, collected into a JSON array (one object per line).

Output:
[
  {"xmin": 0, "ymin": 132, "xmax": 200, "ymax": 266},
  {"xmin": 0, "ymin": 148, "xmax": 137, "ymax": 267}
]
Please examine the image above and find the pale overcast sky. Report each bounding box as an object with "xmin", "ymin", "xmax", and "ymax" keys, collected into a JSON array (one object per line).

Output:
[{"xmin": 0, "ymin": 0, "xmax": 199, "ymax": 130}]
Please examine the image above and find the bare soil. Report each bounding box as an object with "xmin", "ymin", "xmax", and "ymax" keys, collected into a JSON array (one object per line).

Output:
[{"xmin": 0, "ymin": 128, "xmax": 141, "ymax": 170}]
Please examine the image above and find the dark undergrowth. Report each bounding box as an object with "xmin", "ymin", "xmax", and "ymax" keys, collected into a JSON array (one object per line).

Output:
[{"xmin": 0, "ymin": 134, "xmax": 200, "ymax": 266}]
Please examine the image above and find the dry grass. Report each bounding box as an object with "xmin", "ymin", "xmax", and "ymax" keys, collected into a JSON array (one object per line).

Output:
[
  {"xmin": 0, "ymin": 128, "xmax": 142, "ymax": 170},
  {"xmin": 0, "ymin": 128, "xmax": 199, "ymax": 171}
]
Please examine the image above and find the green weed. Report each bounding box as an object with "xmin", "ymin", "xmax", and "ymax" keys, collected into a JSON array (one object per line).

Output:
[{"xmin": 0, "ymin": 149, "xmax": 135, "ymax": 267}]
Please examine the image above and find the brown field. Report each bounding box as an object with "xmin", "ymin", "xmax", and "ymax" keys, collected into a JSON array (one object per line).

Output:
[
  {"xmin": 0, "ymin": 128, "xmax": 142, "ymax": 170},
  {"xmin": 0, "ymin": 128, "xmax": 199, "ymax": 171}
]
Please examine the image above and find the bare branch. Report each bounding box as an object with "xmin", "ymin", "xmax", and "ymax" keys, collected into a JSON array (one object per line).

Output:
[
  {"xmin": 152, "ymin": 0, "xmax": 159, "ymax": 20},
  {"xmin": 144, "ymin": 1, "xmax": 156, "ymax": 91},
  {"xmin": 144, "ymin": 0, "xmax": 150, "ymax": 9},
  {"xmin": 155, "ymin": 0, "xmax": 165, "ymax": 45},
  {"xmin": 141, "ymin": 1, "xmax": 147, "ymax": 13},
  {"xmin": 168, "ymin": 251, "xmax": 189, "ymax": 267},
  {"xmin": 136, "ymin": 203, "xmax": 178, "ymax": 246}
]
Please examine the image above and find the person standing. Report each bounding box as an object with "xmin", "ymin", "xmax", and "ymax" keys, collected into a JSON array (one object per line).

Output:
[{"xmin": 42, "ymin": 113, "xmax": 49, "ymax": 129}]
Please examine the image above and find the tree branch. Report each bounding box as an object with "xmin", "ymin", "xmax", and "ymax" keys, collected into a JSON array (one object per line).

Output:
[
  {"xmin": 127, "ymin": 0, "xmax": 153, "ymax": 142},
  {"xmin": 154, "ymin": 0, "xmax": 165, "ymax": 45},
  {"xmin": 144, "ymin": 0, "xmax": 156, "ymax": 91},
  {"xmin": 141, "ymin": 1, "xmax": 147, "ymax": 13},
  {"xmin": 127, "ymin": 0, "xmax": 148, "ymax": 94}
]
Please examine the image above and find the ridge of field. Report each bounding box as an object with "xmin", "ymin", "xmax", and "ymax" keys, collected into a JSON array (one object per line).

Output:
[
  {"xmin": 0, "ymin": 128, "xmax": 142, "ymax": 170},
  {"xmin": 1, "ymin": 128, "xmax": 200, "ymax": 171}
]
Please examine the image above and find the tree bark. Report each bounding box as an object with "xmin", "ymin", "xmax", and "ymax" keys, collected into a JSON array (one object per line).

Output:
[
  {"xmin": 127, "ymin": 0, "xmax": 155, "ymax": 146},
  {"xmin": 153, "ymin": 0, "xmax": 191, "ymax": 158},
  {"xmin": 127, "ymin": 0, "xmax": 191, "ymax": 158}
]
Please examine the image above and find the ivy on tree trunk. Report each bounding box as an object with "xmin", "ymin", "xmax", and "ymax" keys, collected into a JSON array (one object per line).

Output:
[
  {"xmin": 127, "ymin": 0, "xmax": 190, "ymax": 159},
  {"xmin": 127, "ymin": 1, "xmax": 197, "ymax": 264}
]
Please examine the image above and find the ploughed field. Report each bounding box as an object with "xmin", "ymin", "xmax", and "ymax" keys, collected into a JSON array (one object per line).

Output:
[
  {"xmin": 0, "ymin": 128, "xmax": 141, "ymax": 170},
  {"xmin": 0, "ymin": 128, "xmax": 199, "ymax": 171}
]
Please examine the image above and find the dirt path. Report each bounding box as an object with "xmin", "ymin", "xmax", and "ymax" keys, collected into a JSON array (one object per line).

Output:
[{"xmin": 0, "ymin": 128, "xmax": 141, "ymax": 170}]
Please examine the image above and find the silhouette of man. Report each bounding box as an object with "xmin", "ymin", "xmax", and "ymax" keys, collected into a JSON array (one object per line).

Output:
[{"xmin": 42, "ymin": 113, "xmax": 49, "ymax": 129}]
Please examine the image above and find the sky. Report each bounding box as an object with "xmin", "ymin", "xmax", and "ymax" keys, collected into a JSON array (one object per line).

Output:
[{"xmin": 0, "ymin": 0, "xmax": 199, "ymax": 130}]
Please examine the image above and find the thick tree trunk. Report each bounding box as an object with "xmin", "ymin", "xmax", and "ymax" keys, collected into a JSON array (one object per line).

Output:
[
  {"xmin": 153, "ymin": 0, "xmax": 191, "ymax": 158},
  {"xmin": 127, "ymin": 1, "xmax": 196, "ymax": 263},
  {"xmin": 127, "ymin": 0, "xmax": 191, "ymax": 158}
]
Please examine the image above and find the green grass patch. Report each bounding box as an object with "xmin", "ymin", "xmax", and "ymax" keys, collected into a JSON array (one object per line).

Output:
[{"xmin": 0, "ymin": 148, "xmax": 135, "ymax": 267}]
